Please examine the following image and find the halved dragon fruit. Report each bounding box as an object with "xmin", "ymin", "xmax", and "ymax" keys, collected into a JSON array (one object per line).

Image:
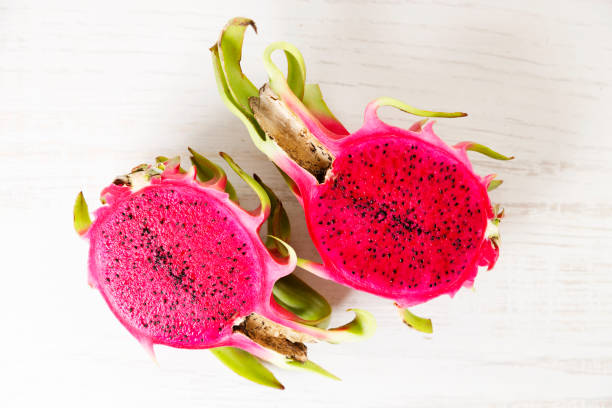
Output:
[
  {"xmin": 73, "ymin": 150, "xmax": 375, "ymax": 388},
  {"xmin": 211, "ymin": 18, "xmax": 513, "ymax": 330}
]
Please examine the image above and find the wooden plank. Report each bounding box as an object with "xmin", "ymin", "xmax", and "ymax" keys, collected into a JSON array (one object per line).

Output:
[{"xmin": 1, "ymin": 1, "xmax": 611, "ymax": 406}]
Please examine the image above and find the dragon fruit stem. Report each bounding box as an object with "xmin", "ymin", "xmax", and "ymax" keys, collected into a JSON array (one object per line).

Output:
[
  {"xmin": 234, "ymin": 335, "xmax": 339, "ymax": 380},
  {"xmin": 249, "ymin": 84, "xmax": 334, "ymax": 182}
]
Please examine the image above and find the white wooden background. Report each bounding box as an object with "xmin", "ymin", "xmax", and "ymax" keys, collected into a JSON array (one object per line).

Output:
[{"xmin": 1, "ymin": 1, "xmax": 611, "ymax": 407}]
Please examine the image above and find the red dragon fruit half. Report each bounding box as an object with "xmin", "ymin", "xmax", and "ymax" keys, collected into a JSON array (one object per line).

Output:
[
  {"xmin": 73, "ymin": 150, "xmax": 375, "ymax": 388},
  {"xmin": 211, "ymin": 18, "xmax": 513, "ymax": 331}
]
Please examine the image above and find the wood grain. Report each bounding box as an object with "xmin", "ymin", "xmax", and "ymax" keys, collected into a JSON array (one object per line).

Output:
[{"xmin": 1, "ymin": 0, "xmax": 611, "ymax": 406}]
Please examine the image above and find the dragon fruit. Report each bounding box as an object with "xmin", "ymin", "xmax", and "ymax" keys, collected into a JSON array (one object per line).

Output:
[
  {"xmin": 73, "ymin": 150, "xmax": 374, "ymax": 388},
  {"xmin": 211, "ymin": 18, "xmax": 512, "ymax": 330}
]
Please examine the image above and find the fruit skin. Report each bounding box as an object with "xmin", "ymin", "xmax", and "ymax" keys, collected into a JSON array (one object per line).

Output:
[
  {"xmin": 74, "ymin": 151, "xmax": 375, "ymax": 386},
  {"xmin": 212, "ymin": 18, "xmax": 512, "ymax": 313}
]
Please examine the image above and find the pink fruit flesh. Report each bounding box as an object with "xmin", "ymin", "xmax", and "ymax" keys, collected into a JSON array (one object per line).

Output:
[
  {"xmin": 89, "ymin": 182, "xmax": 261, "ymax": 347},
  {"xmin": 306, "ymin": 135, "xmax": 489, "ymax": 304}
]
